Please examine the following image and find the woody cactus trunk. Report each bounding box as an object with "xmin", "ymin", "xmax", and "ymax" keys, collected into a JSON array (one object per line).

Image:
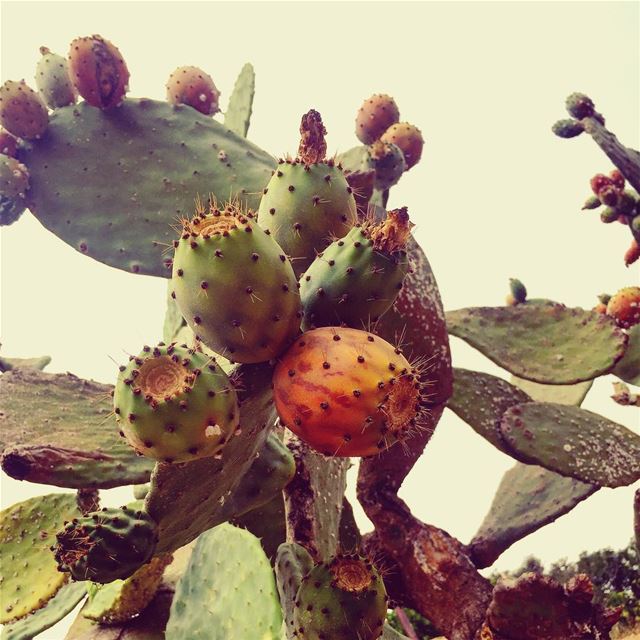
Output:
[{"xmin": 1, "ymin": 35, "xmax": 639, "ymax": 640}]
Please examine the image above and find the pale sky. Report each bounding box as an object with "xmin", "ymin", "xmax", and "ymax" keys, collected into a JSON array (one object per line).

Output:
[{"xmin": 1, "ymin": 2, "xmax": 639, "ymax": 634}]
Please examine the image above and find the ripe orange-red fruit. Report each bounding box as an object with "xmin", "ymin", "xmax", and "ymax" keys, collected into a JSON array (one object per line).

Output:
[
  {"xmin": 606, "ymin": 286, "xmax": 640, "ymax": 329},
  {"xmin": 273, "ymin": 327, "xmax": 422, "ymax": 457}
]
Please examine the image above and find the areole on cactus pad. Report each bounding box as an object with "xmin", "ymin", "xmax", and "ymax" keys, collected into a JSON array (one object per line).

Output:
[{"xmin": 273, "ymin": 327, "xmax": 427, "ymax": 456}]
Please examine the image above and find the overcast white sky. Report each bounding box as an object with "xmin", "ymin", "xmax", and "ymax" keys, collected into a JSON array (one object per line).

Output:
[{"xmin": 1, "ymin": 2, "xmax": 639, "ymax": 626}]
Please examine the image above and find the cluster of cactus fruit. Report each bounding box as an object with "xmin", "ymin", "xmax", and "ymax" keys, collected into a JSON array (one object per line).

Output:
[{"xmin": 0, "ymin": 33, "xmax": 638, "ymax": 640}]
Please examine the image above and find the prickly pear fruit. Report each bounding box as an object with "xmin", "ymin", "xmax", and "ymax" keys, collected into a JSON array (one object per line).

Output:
[
  {"xmin": 0, "ymin": 80, "xmax": 49, "ymax": 139},
  {"xmin": 565, "ymin": 92, "xmax": 595, "ymax": 119},
  {"xmin": 53, "ymin": 506, "xmax": 158, "ymax": 583},
  {"xmin": 258, "ymin": 110, "xmax": 358, "ymax": 276},
  {"xmin": 0, "ymin": 156, "xmax": 29, "ymax": 198},
  {"xmin": 508, "ymin": 278, "xmax": 527, "ymax": 305},
  {"xmin": 68, "ymin": 35, "xmax": 129, "ymax": 109},
  {"xmin": 606, "ymin": 286, "xmax": 640, "ymax": 329},
  {"xmin": 581, "ymin": 195, "xmax": 601, "ymax": 210},
  {"xmin": 367, "ymin": 140, "xmax": 406, "ymax": 190},
  {"xmin": 172, "ymin": 199, "xmax": 302, "ymax": 363},
  {"xmin": 609, "ymin": 169, "xmax": 625, "ymax": 190},
  {"xmin": 166, "ymin": 66, "xmax": 220, "ymax": 115},
  {"xmin": 355, "ymin": 94, "xmax": 400, "ymax": 145},
  {"xmin": 293, "ymin": 553, "xmax": 388, "ymax": 640},
  {"xmin": 113, "ymin": 342, "xmax": 240, "ymax": 462},
  {"xmin": 300, "ymin": 208, "xmax": 413, "ymax": 329},
  {"xmin": 35, "ymin": 46, "xmax": 77, "ymax": 108},
  {"xmin": 624, "ymin": 239, "xmax": 640, "ymax": 267},
  {"xmin": 0, "ymin": 194, "xmax": 26, "ymax": 226},
  {"xmin": 551, "ymin": 118, "xmax": 584, "ymax": 138},
  {"xmin": 273, "ymin": 327, "xmax": 424, "ymax": 457},
  {"xmin": 0, "ymin": 129, "xmax": 18, "ymax": 157},
  {"xmin": 380, "ymin": 122, "xmax": 424, "ymax": 170}
]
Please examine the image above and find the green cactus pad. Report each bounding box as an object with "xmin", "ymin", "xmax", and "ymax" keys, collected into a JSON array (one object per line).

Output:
[
  {"xmin": 82, "ymin": 554, "xmax": 172, "ymax": 624},
  {"xmin": 145, "ymin": 362, "xmax": 276, "ymax": 553},
  {"xmin": 613, "ymin": 323, "xmax": 640, "ymax": 386},
  {"xmin": 0, "ymin": 368, "xmax": 153, "ymax": 488},
  {"xmin": 0, "ymin": 493, "xmax": 81, "ymax": 624},
  {"xmin": 224, "ymin": 63, "xmax": 254, "ymax": 138},
  {"xmin": 449, "ymin": 368, "xmax": 530, "ymax": 454},
  {"xmin": 499, "ymin": 402, "xmax": 640, "ymax": 487},
  {"xmin": 0, "ymin": 353, "xmax": 51, "ymax": 371},
  {"xmin": 21, "ymin": 99, "xmax": 276, "ymax": 277},
  {"xmin": 166, "ymin": 524, "xmax": 282, "ymax": 640},
  {"xmin": 162, "ymin": 280, "xmax": 186, "ymax": 344},
  {"xmin": 468, "ymin": 463, "xmax": 597, "ymax": 568},
  {"xmin": 510, "ymin": 375, "xmax": 593, "ymax": 406},
  {"xmin": 293, "ymin": 554, "xmax": 388, "ymax": 640},
  {"xmin": 446, "ymin": 304, "xmax": 627, "ymax": 384},
  {"xmin": 232, "ymin": 493, "xmax": 286, "ymax": 562},
  {"xmin": 276, "ymin": 542, "xmax": 314, "ymax": 639},
  {"xmin": 1, "ymin": 582, "xmax": 86, "ymax": 640}
]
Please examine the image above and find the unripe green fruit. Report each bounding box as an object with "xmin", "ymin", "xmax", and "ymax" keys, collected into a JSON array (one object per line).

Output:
[
  {"xmin": 293, "ymin": 554, "xmax": 388, "ymax": 640},
  {"xmin": 35, "ymin": 46, "xmax": 77, "ymax": 108},
  {"xmin": 114, "ymin": 342, "xmax": 240, "ymax": 462},
  {"xmin": 552, "ymin": 119, "xmax": 584, "ymax": 139},
  {"xmin": 0, "ymin": 80, "xmax": 49, "ymax": 139},
  {"xmin": 367, "ymin": 140, "xmax": 406, "ymax": 190}
]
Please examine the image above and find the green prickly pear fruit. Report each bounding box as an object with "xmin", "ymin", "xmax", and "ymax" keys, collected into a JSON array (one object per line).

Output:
[
  {"xmin": 507, "ymin": 278, "xmax": 527, "ymax": 305},
  {"xmin": 113, "ymin": 341, "xmax": 240, "ymax": 462},
  {"xmin": 293, "ymin": 553, "xmax": 388, "ymax": 639},
  {"xmin": 258, "ymin": 110, "xmax": 358, "ymax": 277},
  {"xmin": 0, "ymin": 155, "xmax": 29, "ymax": 198},
  {"xmin": 380, "ymin": 122, "xmax": 424, "ymax": 170},
  {"xmin": 617, "ymin": 190, "xmax": 637, "ymax": 216},
  {"xmin": 0, "ymin": 129, "xmax": 18, "ymax": 157},
  {"xmin": 581, "ymin": 194, "xmax": 601, "ymax": 210},
  {"xmin": 600, "ymin": 207, "xmax": 618, "ymax": 223},
  {"xmin": 53, "ymin": 506, "xmax": 158, "ymax": 583},
  {"xmin": 355, "ymin": 93, "xmax": 400, "ymax": 144},
  {"xmin": 0, "ymin": 80, "xmax": 49, "ymax": 139},
  {"xmin": 631, "ymin": 214, "xmax": 640, "ymax": 233},
  {"xmin": 565, "ymin": 92, "xmax": 595, "ymax": 119},
  {"xmin": 172, "ymin": 199, "xmax": 302, "ymax": 363},
  {"xmin": 552, "ymin": 118, "xmax": 584, "ymax": 138},
  {"xmin": 68, "ymin": 35, "xmax": 129, "ymax": 109},
  {"xmin": 0, "ymin": 194, "xmax": 26, "ymax": 226},
  {"xmin": 165, "ymin": 66, "xmax": 220, "ymax": 115},
  {"xmin": 367, "ymin": 140, "xmax": 406, "ymax": 190},
  {"xmin": 35, "ymin": 46, "xmax": 77, "ymax": 108},
  {"xmin": 273, "ymin": 327, "xmax": 425, "ymax": 457},
  {"xmin": 300, "ymin": 207, "xmax": 413, "ymax": 329}
]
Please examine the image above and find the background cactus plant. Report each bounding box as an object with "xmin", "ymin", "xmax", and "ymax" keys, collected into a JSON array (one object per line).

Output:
[{"xmin": 1, "ymin": 8, "xmax": 638, "ymax": 640}]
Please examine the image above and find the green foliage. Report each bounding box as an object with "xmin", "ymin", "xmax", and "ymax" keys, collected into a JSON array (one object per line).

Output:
[
  {"xmin": 446, "ymin": 304, "xmax": 627, "ymax": 384},
  {"xmin": 22, "ymin": 99, "xmax": 275, "ymax": 277},
  {"xmin": 166, "ymin": 524, "xmax": 282, "ymax": 639}
]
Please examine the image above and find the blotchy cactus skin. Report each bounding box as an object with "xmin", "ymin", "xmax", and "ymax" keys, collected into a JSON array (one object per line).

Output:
[
  {"xmin": 293, "ymin": 554, "xmax": 388, "ymax": 640},
  {"xmin": 166, "ymin": 66, "xmax": 220, "ymax": 115},
  {"xmin": 355, "ymin": 94, "xmax": 400, "ymax": 144},
  {"xmin": 68, "ymin": 35, "xmax": 129, "ymax": 109},
  {"xmin": 273, "ymin": 327, "xmax": 423, "ymax": 456},
  {"xmin": 300, "ymin": 209, "xmax": 412, "ymax": 329},
  {"xmin": 172, "ymin": 202, "xmax": 302, "ymax": 363},
  {"xmin": 53, "ymin": 506, "xmax": 158, "ymax": 583},
  {"xmin": 0, "ymin": 80, "xmax": 48, "ymax": 139},
  {"xmin": 35, "ymin": 46, "xmax": 77, "ymax": 108},
  {"xmin": 380, "ymin": 122, "xmax": 424, "ymax": 170},
  {"xmin": 113, "ymin": 342, "xmax": 240, "ymax": 462},
  {"xmin": 258, "ymin": 158, "xmax": 358, "ymax": 277},
  {"xmin": 0, "ymin": 156, "xmax": 29, "ymax": 198}
]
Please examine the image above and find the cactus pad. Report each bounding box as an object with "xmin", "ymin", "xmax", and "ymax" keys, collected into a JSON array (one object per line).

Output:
[
  {"xmin": 613, "ymin": 323, "xmax": 640, "ymax": 386},
  {"xmin": 276, "ymin": 542, "xmax": 314, "ymax": 639},
  {"xmin": 468, "ymin": 463, "xmax": 598, "ymax": 568},
  {"xmin": 145, "ymin": 362, "xmax": 276, "ymax": 553},
  {"xmin": 510, "ymin": 375, "xmax": 593, "ymax": 406},
  {"xmin": 1, "ymin": 582, "xmax": 86, "ymax": 640},
  {"xmin": 166, "ymin": 524, "xmax": 282, "ymax": 640},
  {"xmin": 21, "ymin": 99, "xmax": 275, "ymax": 277},
  {"xmin": 0, "ymin": 493, "xmax": 81, "ymax": 623},
  {"xmin": 449, "ymin": 368, "xmax": 530, "ymax": 454},
  {"xmin": 0, "ymin": 368, "xmax": 153, "ymax": 488},
  {"xmin": 224, "ymin": 63, "xmax": 254, "ymax": 138},
  {"xmin": 446, "ymin": 304, "xmax": 627, "ymax": 384},
  {"xmin": 499, "ymin": 402, "xmax": 640, "ymax": 487}
]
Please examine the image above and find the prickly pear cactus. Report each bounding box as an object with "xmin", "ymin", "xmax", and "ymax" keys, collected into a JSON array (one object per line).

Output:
[{"xmin": 2, "ymin": 31, "xmax": 638, "ymax": 640}]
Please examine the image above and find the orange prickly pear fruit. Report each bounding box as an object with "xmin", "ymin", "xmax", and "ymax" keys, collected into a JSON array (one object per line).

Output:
[
  {"xmin": 273, "ymin": 327, "xmax": 424, "ymax": 457},
  {"xmin": 606, "ymin": 287, "xmax": 640, "ymax": 329},
  {"xmin": 624, "ymin": 239, "xmax": 640, "ymax": 267}
]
